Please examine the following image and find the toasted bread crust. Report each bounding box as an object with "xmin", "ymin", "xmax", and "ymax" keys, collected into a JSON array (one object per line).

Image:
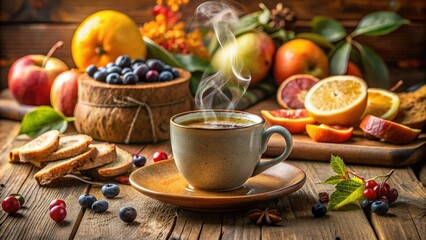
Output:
[
  {"xmin": 77, "ymin": 143, "xmax": 117, "ymax": 170},
  {"xmin": 34, "ymin": 147, "xmax": 98, "ymax": 185},
  {"xmin": 19, "ymin": 130, "xmax": 60, "ymax": 162},
  {"xmin": 8, "ymin": 149, "xmax": 21, "ymax": 163},
  {"xmin": 394, "ymin": 85, "xmax": 426, "ymax": 130},
  {"xmin": 35, "ymin": 135, "xmax": 93, "ymax": 162},
  {"xmin": 85, "ymin": 147, "xmax": 132, "ymax": 178}
]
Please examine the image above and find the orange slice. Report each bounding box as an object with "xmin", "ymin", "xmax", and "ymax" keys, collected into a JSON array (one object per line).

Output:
[
  {"xmin": 260, "ymin": 109, "xmax": 316, "ymax": 133},
  {"xmin": 361, "ymin": 88, "xmax": 400, "ymax": 120},
  {"xmin": 304, "ymin": 75, "xmax": 368, "ymax": 126},
  {"xmin": 306, "ymin": 124, "xmax": 353, "ymax": 143}
]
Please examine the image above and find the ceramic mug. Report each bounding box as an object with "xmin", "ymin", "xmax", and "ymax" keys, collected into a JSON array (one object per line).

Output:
[{"xmin": 170, "ymin": 110, "xmax": 293, "ymax": 191}]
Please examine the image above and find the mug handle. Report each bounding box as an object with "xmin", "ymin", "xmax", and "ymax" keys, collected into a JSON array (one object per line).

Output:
[{"xmin": 251, "ymin": 126, "xmax": 293, "ymax": 177}]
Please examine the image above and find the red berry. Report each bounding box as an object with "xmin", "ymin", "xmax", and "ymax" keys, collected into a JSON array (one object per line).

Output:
[
  {"xmin": 364, "ymin": 180, "xmax": 377, "ymax": 189},
  {"xmin": 363, "ymin": 188, "xmax": 377, "ymax": 200},
  {"xmin": 153, "ymin": 151, "xmax": 168, "ymax": 162},
  {"xmin": 50, "ymin": 206, "xmax": 67, "ymax": 222},
  {"xmin": 153, "ymin": 4, "xmax": 167, "ymax": 16},
  {"xmin": 387, "ymin": 188, "xmax": 399, "ymax": 203},
  {"xmin": 373, "ymin": 184, "xmax": 388, "ymax": 198},
  {"xmin": 2, "ymin": 196, "xmax": 21, "ymax": 214},
  {"xmin": 49, "ymin": 199, "xmax": 66, "ymax": 210}
]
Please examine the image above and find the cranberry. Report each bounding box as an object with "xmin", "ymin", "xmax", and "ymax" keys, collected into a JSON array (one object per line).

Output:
[
  {"xmin": 153, "ymin": 151, "xmax": 168, "ymax": 162},
  {"xmin": 49, "ymin": 199, "xmax": 66, "ymax": 210},
  {"xmin": 373, "ymin": 184, "xmax": 388, "ymax": 198},
  {"xmin": 387, "ymin": 188, "xmax": 399, "ymax": 203},
  {"xmin": 2, "ymin": 196, "xmax": 21, "ymax": 214},
  {"xmin": 364, "ymin": 180, "xmax": 377, "ymax": 189},
  {"xmin": 363, "ymin": 188, "xmax": 377, "ymax": 200},
  {"xmin": 9, "ymin": 193, "xmax": 25, "ymax": 206},
  {"xmin": 50, "ymin": 206, "xmax": 67, "ymax": 222}
]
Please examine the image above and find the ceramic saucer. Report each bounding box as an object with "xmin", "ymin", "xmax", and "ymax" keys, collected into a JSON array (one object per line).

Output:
[{"xmin": 129, "ymin": 159, "xmax": 306, "ymax": 212}]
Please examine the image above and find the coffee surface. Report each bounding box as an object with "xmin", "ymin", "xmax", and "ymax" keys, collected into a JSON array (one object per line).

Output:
[{"xmin": 181, "ymin": 117, "xmax": 255, "ymax": 129}]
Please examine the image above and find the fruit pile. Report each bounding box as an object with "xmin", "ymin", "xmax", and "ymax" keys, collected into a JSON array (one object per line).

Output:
[
  {"xmin": 362, "ymin": 180, "xmax": 398, "ymax": 215},
  {"xmin": 263, "ymin": 74, "xmax": 422, "ymax": 144},
  {"xmin": 86, "ymin": 55, "xmax": 180, "ymax": 85}
]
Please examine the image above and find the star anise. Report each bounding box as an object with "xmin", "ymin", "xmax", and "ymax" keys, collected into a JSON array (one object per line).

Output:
[{"xmin": 247, "ymin": 208, "xmax": 283, "ymax": 225}]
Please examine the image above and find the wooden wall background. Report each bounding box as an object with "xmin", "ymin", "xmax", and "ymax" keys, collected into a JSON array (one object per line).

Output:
[{"xmin": 1, "ymin": 0, "xmax": 425, "ymax": 90}]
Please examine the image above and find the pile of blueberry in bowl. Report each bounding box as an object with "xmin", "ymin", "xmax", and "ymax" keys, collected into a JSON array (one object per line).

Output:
[{"xmin": 86, "ymin": 55, "xmax": 181, "ymax": 85}]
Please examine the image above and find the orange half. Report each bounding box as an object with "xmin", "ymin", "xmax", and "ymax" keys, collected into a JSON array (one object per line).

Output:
[
  {"xmin": 306, "ymin": 124, "xmax": 353, "ymax": 143},
  {"xmin": 260, "ymin": 109, "xmax": 316, "ymax": 133}
]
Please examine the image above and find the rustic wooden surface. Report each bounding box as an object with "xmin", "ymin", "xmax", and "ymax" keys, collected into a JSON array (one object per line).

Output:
[
  {"xmin": 1, "ymin": 0, "xmax": 426, "ymax": 89},
  {"xmin": 1, "ymin": 100, "xmax": 425, "ymax": 239}
]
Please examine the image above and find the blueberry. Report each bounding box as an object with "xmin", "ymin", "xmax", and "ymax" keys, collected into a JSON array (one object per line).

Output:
[
  {"xmin": 101, "ymin": 184, "xmax": 120, "ymax": 198},
  {"xmin": 371, "ymin": 201, "xmax": 389, "ymax": 215},
  {"xmin": 158, "ymin": 71, "xmax": 173, "ymax": 82},
  {"xmin": 106, "ymin": 62, "xmax": 115, "ymax": 68},
  {"xmin": 115, "ymin": 55, "xmax": 131, "ymax": 68},
  {"xmin": 312, "ymin": 203, "xmax": 327, "ymax": 217},
  {"xmin": 86, "ymin": 64, "xmax": 98, "ymax": 77},
  {"xmin": 147, "ymin": 59, "xmax": 164, "ymax": 72},
  {"xmin": 171, "ymin": 68, "xmax": 180, "ymax": 78},
  {"xmin": 133, "ymin": 154, "xmax": 146, "ymax": 168},
  {"xmin": 78, "ymin": 194, "xmax": 97, "ymax": 209},
  {"xmin": 145, "ymin": 70, "xmax": 159, "ymax": 82},
  {"xmin": 93, "ymin": 70, "xmax": 107, "ymax": 82},
  {"xmin": 122, "ymin": 72, "xmax": 138, "ymax": 85},
  {"xmin": 162, "ymin": 65, "xmax": 173, "ymax": 72},
  {"xmin": 106, "ymin": 73, "xmax": 122, "ymax": 84},
  {"xmin": 107, "ymin": 66, "xmax": 122, "ymax": 74},
  {"xmin": 133, "ymin": 64, "xmax": 149, "ymax": 81},
  {"xmin": 131, "ymin": 62, "xmax": 143, "ymax": 70},
  {"xmin": 361, "ymin": 199, "xmax": 374, "ymax": 212},
  {"xmin": 121, "ymin": 67, "xmax": 132, "ymax": 75},
  {"xmin": 119, "ymin": 206, "xmax": 137, "ymax": 223},
  {"xmin": 131, "ymin": 58, "xmax": 146, "ymax": 65},
  {"xmin": 92, "ymin": 200, "xmax": 109, "ymax": 213}
]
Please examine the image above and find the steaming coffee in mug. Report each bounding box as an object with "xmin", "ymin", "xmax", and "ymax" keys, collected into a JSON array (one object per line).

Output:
[{"xmin": 170, "ymin": 110, "xmax": 293, "ymax": 191}]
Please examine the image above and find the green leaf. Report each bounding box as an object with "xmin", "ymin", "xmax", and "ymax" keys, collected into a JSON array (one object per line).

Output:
[
  {"xmin": 258, "ymin": 3, "xmax": 271, "ymax": 24},
  {"xmin": 320, "ymin": 175, "xmax": 346, "ymax": 185},
  {"xmin": 235, "ymin": 12, "xmax": 261, "ymax": 37},
  {"xmin": 351, "ymin": 11, "xmax": 409, "ymax": 37},
  {"xmin": 330, "ymin": 42, "xmax": 352, "ymax": 75},
  {"xmin": 312, "ymin": 16, "xmax": 347, "ymax": 42},
  {"xmin": 19, "ymin": 106, "xmax": 69, "ymax": 138},
  {"xmin": 356, "ymin": 44, "xmax": 389, "ymax": 88},
  {"xmin": 143, "ymin": 36, "xmax": 183, "ymax": 68},
  {"xmin": 296, "ymin": 33, "xmax": 334, "ymax": 49},
  {"xmin": 173, "ymin": 54, "xmax": 213, "ymax": 73},
  {"xmin": 330, "ymin": 155, "xmax": 347, "ymax": 177},
  {"xmin": 270, "ymin": 29, "xmax": 295, "ymax": 42},
  {"xmin": 329, "ymin": 178, "xmax": 365, "ymax": 210}
]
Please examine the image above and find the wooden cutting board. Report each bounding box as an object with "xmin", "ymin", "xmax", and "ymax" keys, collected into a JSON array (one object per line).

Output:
[
  {"xmin": 264, "ymin": 131, "xmax": 425, "ymax": 167},
  {"xmin": 0, "ymin": 90, "xmax": 35, "ymax": 121}
]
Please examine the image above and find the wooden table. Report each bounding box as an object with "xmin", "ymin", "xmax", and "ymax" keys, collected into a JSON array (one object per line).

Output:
[{"xmin": 1, "ymin": 100, "xmax": 425, "ymax": 240}]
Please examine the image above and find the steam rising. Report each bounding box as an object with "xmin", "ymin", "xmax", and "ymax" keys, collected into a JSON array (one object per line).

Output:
[{"xmin": 195, "ymin": 2, "xmax": 251, "ymax": 110}]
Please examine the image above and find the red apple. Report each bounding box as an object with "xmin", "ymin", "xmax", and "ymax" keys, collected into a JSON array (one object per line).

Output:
[
  {"xmin": 359, "ymin": 115, "xmax": 421, "ymax": 144},
  {"xmin": 51, "ymin": 69, "xmax": 83, "ymax": 117},
  {"xmin": 274, "ymin": 39, "xmax": 329, "ymax": 86},
  {"xmin": 8, "ymin": 42, "xmax": 68, "ymax": 106}
]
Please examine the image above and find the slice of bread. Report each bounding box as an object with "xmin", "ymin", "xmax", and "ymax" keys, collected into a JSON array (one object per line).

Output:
[
  {"xmin": 84, "ymin": 147, "xmax": 133, "ymax": 178},
  {"xmin": 394, "ymin": 85, "xmax": 426, "ymax": 130},
  {"xmin": 77, "ymin": 143, "xmax": 117, "ymax": 170},
  {"xmin": 34, "ymin": 146, "xmax": 98, "ymax": 185},
  {"xmin": 18, "ymin": 130, "xmax": 60, "ymax": 162},
  {"xmin": 34, "ymin": 134, "xmax": 93, "ymax": 162},
  {"xmin": 8, "ymin": 149, "xmax": 20, "ymax": 163}
]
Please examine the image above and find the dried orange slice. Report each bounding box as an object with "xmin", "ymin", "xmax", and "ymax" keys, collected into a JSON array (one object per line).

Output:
[
  {"xmin": 276, "ymin": 74, "xmax": 319, "ymax": 109},
  {"xmin": 306, "ymin": 124, "xmax": 353, "ymax": 143},
  {"xmin": 361, "ymin": 88, "xmax": 400, "ymax": 120},
  {"xmin": 304, "ymin": 75, "xmax": 368, "ymax": 126},
  {"xmin": 260, "ymin": 109, "xmax": 316, "ymax": 133}
]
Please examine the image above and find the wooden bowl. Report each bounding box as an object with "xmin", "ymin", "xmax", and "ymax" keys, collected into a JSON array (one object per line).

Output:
[{"xmin": 74, "ymin": 69, "xmax": 193, "ymax": 143}]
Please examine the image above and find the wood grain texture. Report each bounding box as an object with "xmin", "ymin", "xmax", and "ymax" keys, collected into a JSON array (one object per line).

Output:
[{"xmin": 1, "ymin": 0, "xmax": 425, "ymax": 23}]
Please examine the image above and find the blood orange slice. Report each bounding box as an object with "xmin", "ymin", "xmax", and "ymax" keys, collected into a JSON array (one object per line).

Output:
[
  {"xmin": 260, "ymin": 109, "xmax": 316, "ymax": 133},
  {"xmin": 306, "ymin": 124, "xmax": 353, "ymax": 143},
  {"xmin": 277, "ymin": 74, "xmax": 319, "ymax": 109}
]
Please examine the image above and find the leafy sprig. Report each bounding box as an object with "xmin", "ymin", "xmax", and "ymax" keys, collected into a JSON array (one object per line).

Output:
[{"xmin": 321, "ymin": 155, "xmax": 395, "ymax": 210}]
